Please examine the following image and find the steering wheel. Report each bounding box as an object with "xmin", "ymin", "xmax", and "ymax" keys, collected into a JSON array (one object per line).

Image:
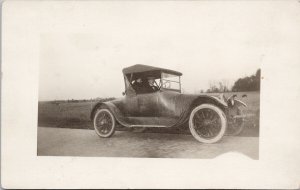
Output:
[
  {"xmin": 152, "ymin": 86, "xmax": 159, "ymax": 91},
  {"xmin": 162, "ymin": 81, "xmax": 171, "ymax": 88}
]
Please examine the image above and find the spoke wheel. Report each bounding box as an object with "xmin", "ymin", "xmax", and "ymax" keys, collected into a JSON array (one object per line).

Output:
[
  {"xmin": 93, "ymin": 109, "xmax": 116, "ymax": 138},
  {"xmin": 189, "ymin": 104, "xmax": 227, "ymax": 143},
  {"xmin": 226, "ymin": 108, "xmax": 245, "ymax": 136}
]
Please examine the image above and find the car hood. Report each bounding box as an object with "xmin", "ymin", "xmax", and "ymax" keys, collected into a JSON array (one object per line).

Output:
[{"xmin": 159, "ymin": 91, "xmax": 228, "ymax": 107}]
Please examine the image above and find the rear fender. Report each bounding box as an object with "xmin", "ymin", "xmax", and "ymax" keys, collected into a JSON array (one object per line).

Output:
[
  {"xmin": 90, "ymin": 102, "xmax": 121, "ymax": 119},
  {"xmin": 90, "ymin": 102, "xmax": 130, "ymax": 127}
]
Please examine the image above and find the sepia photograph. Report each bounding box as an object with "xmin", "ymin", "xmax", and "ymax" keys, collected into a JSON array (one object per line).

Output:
[
  {"xmin": 37, "ymin": 15, "xmax": 261, "ymax": 159},
  {"xmin": 37, "ymin": 35, "xmax": 261, "ymax": 159},
  {"xmin": 2, "ymin": 1, "xmax": 300, "ymax": 189}
]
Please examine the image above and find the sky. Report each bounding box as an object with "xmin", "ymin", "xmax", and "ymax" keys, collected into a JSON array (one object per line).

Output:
[{"xmin": 38, "ymin": 1, "xmax": 275, "ymax": 101}]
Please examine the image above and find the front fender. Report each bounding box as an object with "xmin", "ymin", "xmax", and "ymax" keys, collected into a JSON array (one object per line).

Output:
[
  {"xmin": 226, "ymin": 98, "xmax": 247, "ymax": 120},
  {"xmin": 191, "ymin": 95, "xmax": 228, "ymax": 111},
  {"xmin": 234, "ymin": 99, "xmax": 247, "ymax": 107},
  {"xmin": 227, "ymin": 97, "xmax": 247, "ymax": 108},
  {"xmin": 170, "ymin": 95, "xmax": 229, "ymax": 128},
  {"xmin": 209, "ymin": 95, "xmax": 229, "ymax": 108}
]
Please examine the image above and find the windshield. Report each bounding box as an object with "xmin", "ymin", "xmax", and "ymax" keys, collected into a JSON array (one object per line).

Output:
[{"xmin": 161, "ymin": 72, "xmax": 181, "ymax": 92}]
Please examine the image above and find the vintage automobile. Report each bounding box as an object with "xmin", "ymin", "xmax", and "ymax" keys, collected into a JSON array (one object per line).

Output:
[{"xmin": 91, "ymin": 64, "xmax": 247, "ymax": 143}]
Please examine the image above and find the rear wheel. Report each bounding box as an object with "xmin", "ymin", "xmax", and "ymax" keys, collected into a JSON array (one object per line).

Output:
[
  {"xmin": 189, "ymin": 104, "xmax": 227, "ymax": 143},
  {"xmin": 93, "ymin": 109, "xmax": 116, "ymax": 138}
]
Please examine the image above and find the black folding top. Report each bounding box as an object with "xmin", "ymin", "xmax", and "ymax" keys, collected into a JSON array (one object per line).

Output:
[{"xmin": 122, "ymin": 64, "xmax": 182, "ymax": 76}]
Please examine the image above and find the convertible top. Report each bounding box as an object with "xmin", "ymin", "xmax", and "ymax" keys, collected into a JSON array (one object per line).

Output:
[{"xmin": 122, "ymin": 64, "xmax": 182, "ymax": 76}]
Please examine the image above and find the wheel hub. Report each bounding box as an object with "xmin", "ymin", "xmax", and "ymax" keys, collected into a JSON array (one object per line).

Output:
[
  {"xmin": 203, "ymin": 119, "xmax": 211, "ymax": 126},
  {"xmin": 100, "ymin": 119, "xmax": 107, "ymax": 125}
]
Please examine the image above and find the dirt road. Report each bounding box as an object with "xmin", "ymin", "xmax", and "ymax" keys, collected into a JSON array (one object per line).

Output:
[{"xmin": 37, "ymin": 127, "xmax": 259, "ymax": 159}]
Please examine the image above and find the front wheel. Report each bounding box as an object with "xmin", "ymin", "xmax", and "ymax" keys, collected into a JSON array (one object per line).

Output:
[
  {"xmin": 189, "ymin": 104, "xmax": 227, "ymax": 143},
  {"xmin": 93, "ymin": 108, "xmax": 116, "ymax": 138},
  {"xmin": 226, "ymin": 107, "xmax": 245, "ymax": 136}
]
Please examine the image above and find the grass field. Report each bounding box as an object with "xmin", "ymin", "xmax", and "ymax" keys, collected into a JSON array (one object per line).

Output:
[{"xmin": 38, "ymin": 91, "xmax": 260, "ymax": 136}]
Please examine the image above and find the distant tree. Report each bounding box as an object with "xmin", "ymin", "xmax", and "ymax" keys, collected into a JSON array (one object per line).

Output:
[
  {"xmin": 232, "ymin": 69, "xmax": 261, "ymax": 92},
  {"xmin": 254, "ymin": 69, "xmax": 261, "ymax": 91},
  {"xmin": 206, "ymin": 80, "xmax": 230, "ymax": 93}
]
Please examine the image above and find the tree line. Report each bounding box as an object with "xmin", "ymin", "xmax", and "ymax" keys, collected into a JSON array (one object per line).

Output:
[
  {"xmin": 205, "ymin": 69, "xmax": 261, "ymax": 93},
  {"xmin": 50, "ymin": 97, "xmax": 116, "ymax": 104}
]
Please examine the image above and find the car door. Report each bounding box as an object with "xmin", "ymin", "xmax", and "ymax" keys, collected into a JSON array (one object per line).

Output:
[
  {"xmin": 120, "ymin": 76, "xmax": 140, "ymax": 117},
  {"xmin": 119, "ymin": 91, "xmax": 158, "ymax": 125},
  {"xmin": 155, "ymin": 90, "xmax": 181, "ymax": 126},
  {"xmin": 122, "ymin": 94, "xmax": 139, "ymax": 117},
  {"xmin": 137, "ymin": 92, "xmax": 159, "ymax": 117}
]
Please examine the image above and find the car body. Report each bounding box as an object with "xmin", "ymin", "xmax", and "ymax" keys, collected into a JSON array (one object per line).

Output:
[{"xmin": 91, "ymin": 64, "xmax": 247, "ymax": 143}]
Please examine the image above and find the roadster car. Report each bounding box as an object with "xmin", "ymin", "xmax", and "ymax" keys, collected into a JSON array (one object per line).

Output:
[{"xmin": 91, "ymin": 64, "xmax": 247, "ymax": 143}]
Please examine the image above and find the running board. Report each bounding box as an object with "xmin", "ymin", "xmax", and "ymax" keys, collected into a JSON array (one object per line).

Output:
[{"xmin": 129, "ymin": 125, "xmax": 169, "ymax": 128}]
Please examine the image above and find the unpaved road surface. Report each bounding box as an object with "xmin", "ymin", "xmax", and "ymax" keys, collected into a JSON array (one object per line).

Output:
[{"xmin": 37, "ymin": 127, "xmax": 259, "ymax": 159}]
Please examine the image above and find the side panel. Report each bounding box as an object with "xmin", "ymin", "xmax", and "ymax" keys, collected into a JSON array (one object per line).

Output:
[
  {"xmin": 121, "ymin": 96, "xmax": 139, "ymax": 117},
  {"xmin": 90, "ymin": 98, "xmax": 158, "ymax": 127},
  {"xmin": 91, "ymin": 92, "xmax": 228, "ymax": 128},
  {"xmin": 156, "ymin": 91, "xmax": 228, "ymax": 127},
  {"xmin": 156, "ymin": 91, "xmax": 196, "ymax": 126},
  {"xmin": 157, "ymin": 92, "xmax": 196, "ymax": 117},
  {"xmin": 137, "ymin": 92, "xmax": 159, "ymax": 117}
]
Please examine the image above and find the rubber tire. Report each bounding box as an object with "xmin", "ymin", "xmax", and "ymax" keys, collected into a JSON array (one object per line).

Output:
[
  {"xmin": 189, "ymin": 104, "xmax": 227, "ymax": 144},
  {"xmin": 226, "ymin": 108, "xmax": 245, "ymax": 136},
  {"xmin": 93, "ymin": 109, "xmax": 116, "ymax": 138}
]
